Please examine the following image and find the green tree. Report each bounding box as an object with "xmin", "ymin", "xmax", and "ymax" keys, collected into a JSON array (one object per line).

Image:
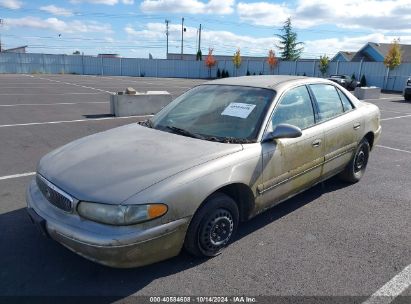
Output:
[
  {"xmin": 319, "ymin": 54, "xmax": 330, "ymax": 76},
  {"xmin": 384, "ymin": 38, "xmax": 402, "ymax": 70},
  {"xmin": 196, "ymin": 50, "xmax": 202, "ymax": 61},
  {"xmin": 275, "ymin": 17, "xmax": 304, "ymax": 61}
]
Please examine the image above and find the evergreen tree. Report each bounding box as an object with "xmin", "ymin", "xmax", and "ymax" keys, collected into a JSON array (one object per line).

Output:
[
  {"xmin": 275, "ymin": 17, "xmax": 304, "ymax": 61},
  {"xmin": 360, "ymin": 75, "xmax": 367, "ymax": 87}
]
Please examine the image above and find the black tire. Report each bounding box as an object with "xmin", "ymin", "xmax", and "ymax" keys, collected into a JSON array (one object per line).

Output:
[
  {"xmin": 184, "ymin": 193, "xmax": 239, "ymax": 257},
  {"xmin": 339, "ymin": 138, "xmax": 370, "ymax": 183},
  {"xmin": 404, "ymin": 94, "xmax": 411, "ymax": 101}
]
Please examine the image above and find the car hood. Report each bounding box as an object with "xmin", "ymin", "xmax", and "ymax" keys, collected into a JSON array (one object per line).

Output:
[{"xmin": 38, "ymin": 124, "xmax": 243, "ymax": 204}]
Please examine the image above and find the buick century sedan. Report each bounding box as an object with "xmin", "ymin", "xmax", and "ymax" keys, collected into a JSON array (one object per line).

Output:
[{"xmin": 26, "ymin": 76, "xmax": 381, "ymax": 268}]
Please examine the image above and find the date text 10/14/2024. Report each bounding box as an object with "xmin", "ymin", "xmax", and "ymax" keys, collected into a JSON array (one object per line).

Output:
[{"xmin": 149, "ymin": 296, "xmax": 257, "ymax": 303}]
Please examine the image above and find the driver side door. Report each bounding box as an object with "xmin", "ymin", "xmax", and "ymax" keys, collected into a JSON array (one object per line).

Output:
[{"xmin": 258, "ymin": 85, "xmax": 325, "ymax": 209}]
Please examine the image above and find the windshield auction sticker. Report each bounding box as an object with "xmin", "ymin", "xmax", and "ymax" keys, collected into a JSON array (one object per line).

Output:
[{"xmin": 221, "ymin": 103, "xmax": 256, "ymax": 119}]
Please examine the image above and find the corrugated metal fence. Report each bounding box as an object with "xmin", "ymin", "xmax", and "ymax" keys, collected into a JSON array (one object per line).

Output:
[{"xmin": 1, "ymin": 52, "xmax": 411, "ymax": 91}]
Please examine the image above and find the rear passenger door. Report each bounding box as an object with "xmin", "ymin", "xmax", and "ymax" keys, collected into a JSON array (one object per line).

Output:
[{"xmin": 308, "ymin": 84, "xmax": 363, "ymax": 178}]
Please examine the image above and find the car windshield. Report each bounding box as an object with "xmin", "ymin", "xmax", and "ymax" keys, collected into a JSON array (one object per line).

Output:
[{"xmin": 149, "ymin": 85, "xmax": 275, "ymax": 143}]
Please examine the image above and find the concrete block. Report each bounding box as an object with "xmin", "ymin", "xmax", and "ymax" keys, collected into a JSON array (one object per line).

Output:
[
  {"xmin": 126, "ymin": 87, "xmax": 137, "ymax": 95},
  {"xmin": 110, "ymin": 91, "xmax": 172, "ymax": 117},
  {"xmin": 354, "ymin": 87, "xmax": 381, "ymax": 100}
]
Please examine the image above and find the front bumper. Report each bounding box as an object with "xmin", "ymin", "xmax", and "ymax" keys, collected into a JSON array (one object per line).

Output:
[{"xmin": 26, "ymin": 178, "xmax": 190, "ymax": 268}]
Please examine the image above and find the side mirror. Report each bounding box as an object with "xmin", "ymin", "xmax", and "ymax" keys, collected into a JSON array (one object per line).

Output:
[{"xmin": 262, "ymin": 124, "xmax": 302, "ymax": 142}]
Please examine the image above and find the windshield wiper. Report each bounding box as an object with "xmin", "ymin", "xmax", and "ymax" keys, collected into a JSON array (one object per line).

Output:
[
  {"xmin": 165, "ymin": 126, "xmax": 205, "ymax": 140},
  {"xmin": 138, "ymin": 119, "xmax": 154, "ymax": 128},
  {"xmin": 203, "ymin": 136, "xmax": 253, "ymax": 144}
]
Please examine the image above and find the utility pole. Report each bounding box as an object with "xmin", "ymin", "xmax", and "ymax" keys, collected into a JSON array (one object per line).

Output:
[
  {"xmin": 165, "ymin": 19, "xmax": 169, "ymax": 59},
  {"xmin": 181, "ymin": 17, "xmax": 185, "ymax": 60},
  {"xmin": 0, "ymin": 19, "xmax": 3, "ymax": 52}
]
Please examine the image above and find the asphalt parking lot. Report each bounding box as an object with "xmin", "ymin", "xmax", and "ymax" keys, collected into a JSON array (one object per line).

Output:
[{"xmin": 0, "ymin": 74, "xmax": 410, "ymax": 303}]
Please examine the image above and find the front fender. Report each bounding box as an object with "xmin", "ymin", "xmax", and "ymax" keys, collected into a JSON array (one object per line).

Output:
[{"xmin": 123, "ymin": 144, "xmax": 263, "ymax": 222}]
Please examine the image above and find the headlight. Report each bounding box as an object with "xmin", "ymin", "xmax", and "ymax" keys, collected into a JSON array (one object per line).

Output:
[{"xmin": 77, "ymin": 202, "xmax": 168, "ymax": 225}]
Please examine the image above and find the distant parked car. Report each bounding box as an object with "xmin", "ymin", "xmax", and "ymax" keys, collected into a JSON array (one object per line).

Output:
[
  {"xmin": 27, "ymin": 76, "xmax": 381, "ymax": 268},
  {"xmin": 328, "ymin": 75, "xmax": 360, "ymax": 91},
  {"xmin": 403, "ymin": 77, "xmax": 411, "ymax": 101}
]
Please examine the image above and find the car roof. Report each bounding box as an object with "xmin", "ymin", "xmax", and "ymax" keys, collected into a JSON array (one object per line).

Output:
[{"xmin": 205, "ymin": 75, "xmax": 331, "ymax": 91}]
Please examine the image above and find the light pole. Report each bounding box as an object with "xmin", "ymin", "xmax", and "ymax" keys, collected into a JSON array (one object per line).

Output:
[
  {"xmin": 165, "ymin": 19, "xmax": 169, "ymax": 59},
  {"xmin": 181, "ymin": 17, "xmax": 186, "ymax": 60},
  {"xmin": 0, "ymin": 19, "xmax": 4, "ymax": 52}
]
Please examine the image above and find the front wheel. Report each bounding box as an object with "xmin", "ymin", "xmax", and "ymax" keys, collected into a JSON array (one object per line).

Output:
[
  {"xmin": 184, "ymin": 193, "xmax": 239, "ymax": 257},
  {"xmin": 339, "ymin": 138, "xmax": 370, "ymax": 183}
]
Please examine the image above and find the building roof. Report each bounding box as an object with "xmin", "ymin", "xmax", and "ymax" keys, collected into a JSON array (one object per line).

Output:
[
  {"xmin": 3, "ymin": 45, "xmax": 28, "ymax": 52},
  {"xmin": 341, "ymin": 42, "xmax": 411, "ymax": 62},
  {"xmin": 332, "ymin": 51, "xmax": 356, "ymax": 62},
  {"xmin": 370, "ymin": 42, "xmax": 411, "ymax": 62}
]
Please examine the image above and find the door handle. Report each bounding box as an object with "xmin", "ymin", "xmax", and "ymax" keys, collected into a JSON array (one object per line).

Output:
[
  {"xmin": 312, "ymin": 139, "xmax": 322, "ymax": 147},
  {"xmin": 353, "ymin": 123, "xmax": 361, "ymax": 130}
]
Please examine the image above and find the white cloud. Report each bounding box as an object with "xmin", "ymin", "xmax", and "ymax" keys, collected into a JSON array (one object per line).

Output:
[
  {"xmin": 237, "ymin": 2, "xmax": 291, "ymax": 27},
  {"xmin": 70, "ymin": 0, "xmax": 134, "ymax": 5},
  {"xmin": 0, "ymin": 0, "xmax": 22, "ymax": 9},
  {"xmin": 140, "ymin": 0, "xmax": 234, "ymax": 15},
  {"xmin": 5, "ymin": 17, "xmax": 113, "ymax": 34},
  {"xmin": 40, "ymin": 5, "xmax": 73, "ymax": 17},
  {"xmin": 237, "ymin": 0, "xmax": 411, "ymax": 31}
]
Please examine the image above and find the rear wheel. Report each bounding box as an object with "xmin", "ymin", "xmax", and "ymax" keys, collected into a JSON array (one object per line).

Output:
[
  {"xmin": 184, "ymin": 193, "xmax": 239, "ymax": 257},
  {"xmin": 404, "ymin": 93, "xmax": 411, "ymax": 101},
  {"xmin": 339, "ymin": 138, "xmax": 370, "ymax": 183}
]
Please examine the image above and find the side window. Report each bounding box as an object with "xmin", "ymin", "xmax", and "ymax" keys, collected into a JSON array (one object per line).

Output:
[
  {"xmin": 310, "ymin": 84, "xmax": 344, "ymax": 121},
  {"xmin": 336, "ymin": 88, "xmax": 354, "ymax": 112},
  {"xmin": 270, "ymin": 86, "xmax": 315, "ymax": 131}
]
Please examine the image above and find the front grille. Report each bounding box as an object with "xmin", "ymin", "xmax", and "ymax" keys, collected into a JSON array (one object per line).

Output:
[{"xmin": 36, "ymin": 174, "xmax": 73, "ymax": 212}]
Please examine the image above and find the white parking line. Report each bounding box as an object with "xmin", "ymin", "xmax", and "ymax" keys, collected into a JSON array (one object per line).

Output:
[
  {"xmin": 364, "ymin": 97, "xmax": 402, "ymax": 101},
  {"xmin": 380, "ymin": 110, "xmax": 411, "ymax": 115},
  {"xmin": 0, "ymin": 101, "xmax": 107, "ymax": 107},
  {"xmin": 23, "ymin": 75, "xmax": 114, "ymax": 94},
  {"xmin": 377, "ymin": 145, "xmax": 411, "ymax": 154},
  {"xmin": 381, "ymin": 114, "xmax": 411, "ymax": 121},
  {"xmin": 0, "ymin": 92, "xmax": 105, "ymax": 96},
  {"xmin": 362, "ymin": 264, "xmax": 411, "ymax": 304},
  {"xmin": 0, "ymin": 172, "xmax": 35, "ymax": 181},
  {"xmin": 0, "ymin": 115, "xmax": 151, "ymax": 128}
]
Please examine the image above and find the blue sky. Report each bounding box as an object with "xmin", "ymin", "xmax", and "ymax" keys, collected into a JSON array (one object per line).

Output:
[{"xmin": 0, "ymin": 0, "xmax": 410, "ymax": 59}]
